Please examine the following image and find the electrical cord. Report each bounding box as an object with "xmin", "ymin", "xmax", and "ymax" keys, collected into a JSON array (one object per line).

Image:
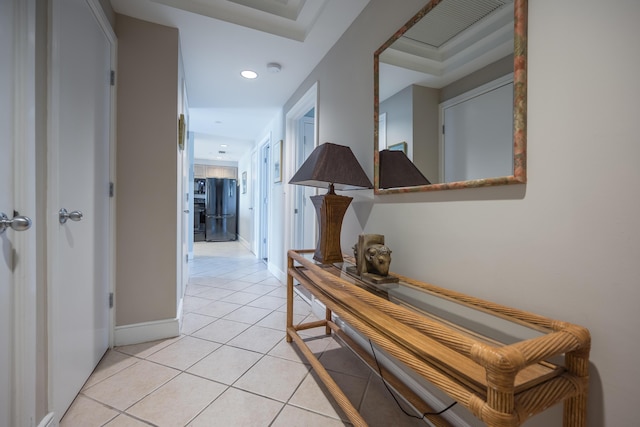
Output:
[{"xmin": 368, "ymin": 340, "xmax": 457, "ymax": 421}]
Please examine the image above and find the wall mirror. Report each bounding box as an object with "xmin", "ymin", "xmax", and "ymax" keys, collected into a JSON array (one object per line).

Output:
[{"xmin": 374, "ymin": 0, "xmax": 527, "ymax": 193}]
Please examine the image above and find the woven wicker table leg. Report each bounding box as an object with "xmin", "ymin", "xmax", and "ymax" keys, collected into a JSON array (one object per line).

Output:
[
  {"xmin": 485, "ymin": 366, "xmax": 518, "ymax": 427},
  {"xmin": 563, "ymin": 347, "xmax": 590, "ymax": 427},
  {"xmin": 286, "ymin": 256, "xmax": 294, "ymax": 343}
]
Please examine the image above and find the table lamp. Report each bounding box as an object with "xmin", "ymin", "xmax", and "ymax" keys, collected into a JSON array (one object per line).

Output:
[{"xmin": 289, "ymin": 142, "xmax": 372, "ymax": 264}]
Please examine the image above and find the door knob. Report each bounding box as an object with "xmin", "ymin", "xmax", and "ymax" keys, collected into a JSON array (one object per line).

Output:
[
  {"xmin": 0, "ymin": 212, "xmax": 32, "ymax": 234},
  {"xmin": 59, "ymin": 208, "xmax": 83, "ymax": 224}
]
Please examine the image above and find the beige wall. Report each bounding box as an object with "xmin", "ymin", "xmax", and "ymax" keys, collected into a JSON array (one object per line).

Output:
[
  {"xmin": 283, "ymin": 0, "xmax": 640, "ymax": 425},
  {"xmin": 115, "ymin": 15, "xmax": 179, "ymax": 325},
  {"xmin": 411, "ymin": 85, "xmax": 439, "ymax": 182}
]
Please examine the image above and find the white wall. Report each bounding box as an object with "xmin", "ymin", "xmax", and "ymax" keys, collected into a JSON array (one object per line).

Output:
[{"xmin": 282, "ymin": 0, "xmax": 640, "ymax": 425}]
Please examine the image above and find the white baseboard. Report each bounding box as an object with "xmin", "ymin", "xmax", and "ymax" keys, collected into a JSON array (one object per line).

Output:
[
  {"xmin": 307, "ymin": 297, "xmax": 472, "ymax": 427},
  {"xmin": 238, "ymin": 236, "xmax": 250, "ymax": 250},
  {"xmin": 267, "ymin": 261, "xmax": 286, "ymax": 283},
  {"xmin": 37, "ymin": 412, "xmax": 56, "ymax": 427},
  {"xmin": 114, "ymin": 317, "xmax": 180, "ymax": 347}
]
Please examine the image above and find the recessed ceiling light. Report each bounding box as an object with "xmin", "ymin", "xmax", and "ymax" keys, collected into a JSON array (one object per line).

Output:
[
  {"xmin": 241, "ymin": 70, "xmax": 258, "ymax": 79},
  {"xmin": 220, "ymin": 144, "xmax": 228, "ymax": 148}
]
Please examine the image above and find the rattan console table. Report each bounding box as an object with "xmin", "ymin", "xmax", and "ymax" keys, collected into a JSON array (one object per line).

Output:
[{"xmin": 285, "ymin": 249, "xmax": 590, "ymax": 427}]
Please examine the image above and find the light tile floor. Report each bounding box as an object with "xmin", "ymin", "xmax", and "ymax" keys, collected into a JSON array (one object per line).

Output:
[{"xmin": 61, "ymin": 242, "xmax": 427, "ymax": 426}]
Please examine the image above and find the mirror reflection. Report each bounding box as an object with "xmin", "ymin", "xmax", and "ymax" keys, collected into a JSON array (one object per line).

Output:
[{"xmin": 374, "ymin": 0, "xmax": 527, "ymax": 192}]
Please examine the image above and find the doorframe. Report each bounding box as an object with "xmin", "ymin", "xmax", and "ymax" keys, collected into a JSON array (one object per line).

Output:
[
  {"xmin": 178, "ymin": 80, "xmax": 189, "ymax": 315},
  {"xmin": 284, "ymin": 82, "xmax": 318, "ymax": 256},
  {"xmin": 101, "ymin": 0, "xmax": 118, "ymax": 351}
]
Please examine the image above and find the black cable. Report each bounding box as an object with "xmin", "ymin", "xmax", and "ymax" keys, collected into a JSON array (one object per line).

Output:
[{"xmin": 368, "ymin": 340, "xmax": 457, "ymax": 421}]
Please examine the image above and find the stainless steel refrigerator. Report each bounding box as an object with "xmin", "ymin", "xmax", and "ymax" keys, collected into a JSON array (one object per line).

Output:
[{"xmin": 205, "ymin": 178, "xmax": 238, "ymax": 241}]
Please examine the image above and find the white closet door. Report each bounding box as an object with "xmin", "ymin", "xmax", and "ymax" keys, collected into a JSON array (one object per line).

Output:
[
  {"xmin": 48, "ymin": 0, "xmax": 114, "ymax": 420},
  {"xmin": 443, "ymin": 81, "xmax": 513, "ymax": 182}
]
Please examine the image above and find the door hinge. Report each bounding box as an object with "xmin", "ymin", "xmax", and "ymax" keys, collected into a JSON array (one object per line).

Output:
[
  {"xmin": 186, "ymin": 254, "xmax": 188, "ymax": 263},
  {"xmin": 109, "ymin": 182, "xmax": 114, "ymax": 197},
  {"xmin": 110, "ymin": 70, "xmax": 115, "ymax": 86},
  {"xmin": 109, "ymin": 292, "xmax": 114, "ymax": 308},
  {"xmin": 442, "ymin": 125, "xmax": 445, "ymax": 134}
]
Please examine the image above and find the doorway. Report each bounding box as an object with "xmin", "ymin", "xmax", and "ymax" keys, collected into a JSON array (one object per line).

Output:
[
  {"xmin": 259, "ymin": 140, "xmax": 270, "ymax": 262},
  {"xmin": 285, "ymin": 82, "xmax": 318, "ymax": 254},
  {"xmin": 294, "ymin": 111, "xmax": 317, "ymax": 250}
]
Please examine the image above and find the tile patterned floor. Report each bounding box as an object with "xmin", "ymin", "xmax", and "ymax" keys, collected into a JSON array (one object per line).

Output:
[{"xmin": 60, "ymin": 242, "xmax": 427, "ymax": 426}]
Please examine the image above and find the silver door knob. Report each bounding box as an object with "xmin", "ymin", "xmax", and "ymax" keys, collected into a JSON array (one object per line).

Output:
[
  {"xmin": 59, "ymin": 208, "xmax": 83, "ymax": 224},
  {"xmin": 0, "ymin": 212, "xmax": 32, "ymax": 234}
]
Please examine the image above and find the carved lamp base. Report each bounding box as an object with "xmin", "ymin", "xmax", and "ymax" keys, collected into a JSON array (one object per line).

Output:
[{"xmin": 310, "ymin": 190, "xmax": 352, "ymax": 264}]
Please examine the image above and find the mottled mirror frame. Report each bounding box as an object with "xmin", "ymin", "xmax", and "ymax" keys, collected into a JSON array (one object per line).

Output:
[{"xmin": 373, "ymin": 0, "xmax": 527, "ymax": 194}]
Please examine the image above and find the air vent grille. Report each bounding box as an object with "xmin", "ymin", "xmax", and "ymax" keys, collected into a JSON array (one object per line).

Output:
[
  {"xmin": 404, "ymin": 0, "xmax": 511, "ymax": 48},
  {"xmin": 227, "ymin": 0, "xmax": 306, "ymax": 21}
]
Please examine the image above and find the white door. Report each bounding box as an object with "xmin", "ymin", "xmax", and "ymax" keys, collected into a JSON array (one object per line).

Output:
[
  {"xmin": 295, "ymin": 115, "xmax": 316, "ymax": 250},
  {"xmin": 259, "ymin": 143, "xmax": 270, "ymax": 261},
  {"xmin": 442, "ymin": 77, "xmax": 513, "ymax": 182},
  {"xmin": 48, "ymin": 0, "xmax": 114, "ymax": 420},
  {"xmin": 0, "ymin": 0, "xmax": 37, "ymax": 426}
]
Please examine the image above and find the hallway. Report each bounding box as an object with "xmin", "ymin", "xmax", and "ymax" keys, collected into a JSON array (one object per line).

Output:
[{"xmin": 60, "ymin": 242, "xmax": 426, "ymax": 426}]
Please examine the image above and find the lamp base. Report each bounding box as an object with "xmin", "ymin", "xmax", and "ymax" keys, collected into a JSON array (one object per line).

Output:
[{"xmin": 310, "ymin": 192, "xmax": 352, "ymax": 264}]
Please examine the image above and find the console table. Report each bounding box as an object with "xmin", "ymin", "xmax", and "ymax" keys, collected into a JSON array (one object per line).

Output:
[{"xmin": 285, "ymin": 249, "xmax": 590, "ymax": 427}]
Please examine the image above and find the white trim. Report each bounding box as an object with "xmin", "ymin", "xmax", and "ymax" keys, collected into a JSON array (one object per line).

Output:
[
  {"xmin": 306, "ymin": 297, "xmax": 471, "ymax": 427},
  {"xmin": 339, "ymin": 319, "xmax": 472, "ymax": 427},
  {"xmin": 86, "ymin": 0, "xmax": 118, "ymax": 351},
  {"xmin": 238, "ymin": 235, "xmax": 252, "ymax": 251},
  {"xmin": 114, "ymin": 318, "xmax": 181, "ymax": 347},
  {"xmin": 267, "ymin": 262, "xmax": 286, "ymax": 284},
  {"xmin": 37, "ymin": 413, "xmax": 56, "ymax": 427},
  {"xmin": 284, "ymin": 82, "xmax": 319, "ymax": 257},
  {"xmin": 440, "ymin": 72, "xmax": 513, "ymax": 110}
]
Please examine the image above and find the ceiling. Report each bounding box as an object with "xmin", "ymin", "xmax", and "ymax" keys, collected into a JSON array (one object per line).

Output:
[
  {"xmin": 109, "ymin": 0, "xmax": 370, "ymax": 162},
  {"xmin": 379, "ymin": 0, "xmax": 514, "ymax": 101}
]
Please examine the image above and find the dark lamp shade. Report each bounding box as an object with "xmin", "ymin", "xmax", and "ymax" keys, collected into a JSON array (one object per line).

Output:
[
  {"xmin": 289, "ymin": 142, "xmax": 372, "ymax": 190},
  {"xmin": 379, "ymin": 149, "xmax": 431, "ymax": 188}
]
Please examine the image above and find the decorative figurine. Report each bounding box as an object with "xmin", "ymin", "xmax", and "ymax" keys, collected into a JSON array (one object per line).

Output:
[{"xmin": 348, "ymin": 234, "xmax": 399, "ymax": 285}]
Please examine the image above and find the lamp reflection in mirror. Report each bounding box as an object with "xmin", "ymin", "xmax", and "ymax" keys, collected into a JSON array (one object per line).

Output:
[
  {"xmin": 289, "ymin": 142, "xmax": 372, "ymax": 264},
  {"xmin": 379, "ymin": 149, "xmax": 431, "ymax": 188}
]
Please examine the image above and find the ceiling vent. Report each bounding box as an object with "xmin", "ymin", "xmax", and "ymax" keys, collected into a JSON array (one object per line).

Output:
[
  {"xmin": 403, "ymin": 0, "xmax": 511, "ymax": 48},
  {"xmin": 227, "ymin": 0, "xmax": 306, "ymax": 21}
]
